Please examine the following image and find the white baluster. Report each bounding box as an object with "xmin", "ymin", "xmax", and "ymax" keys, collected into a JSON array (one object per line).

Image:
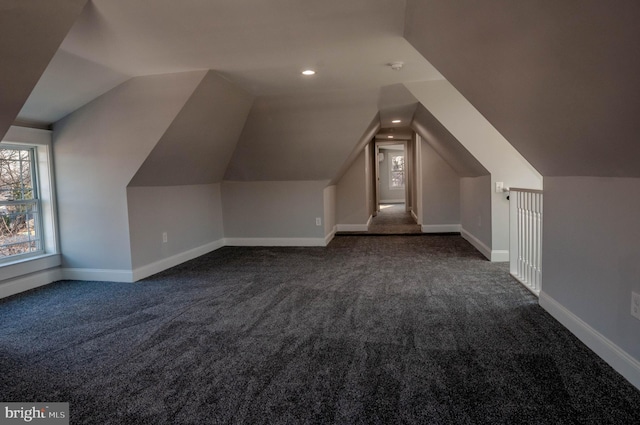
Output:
[{"xmin": 508, "ymin": 189, "xmax": 543, "ymax": 296}]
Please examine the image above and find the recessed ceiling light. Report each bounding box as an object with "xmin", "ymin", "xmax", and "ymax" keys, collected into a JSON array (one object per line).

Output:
[
  {"xmin": 302, "ymin": 70, "xmax": 316, "ymax": 76},
  {"xmin": 392, "ymin": 119, "xmax": 401, "ymax": 123},
  {"xmin": 387, "ymin": 135, "xmax": 394, "ymax": 139}
]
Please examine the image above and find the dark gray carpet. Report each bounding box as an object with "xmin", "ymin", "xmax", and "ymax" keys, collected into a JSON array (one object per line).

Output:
[{"xmin": 1, "ymin": 235, "xmax": 639, "ymax": 424}]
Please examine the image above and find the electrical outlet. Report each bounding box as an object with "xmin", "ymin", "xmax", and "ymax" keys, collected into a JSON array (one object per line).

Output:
[
  {"xmin": 315, "ymin": 217, "xmax": 322, "ymax": 226},
  {"xmin": 632, "ymin": 292, "xmax": 640, "ymax": 320},
  {"xmin": 162, "ymin": 232, "xmax": 168, "ymax": 243}
]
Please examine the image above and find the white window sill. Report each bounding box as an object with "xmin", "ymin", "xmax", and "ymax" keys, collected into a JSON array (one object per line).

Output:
[{"xmin": 0, "ymin": 253, "xmax": 61, "ymax": 283}]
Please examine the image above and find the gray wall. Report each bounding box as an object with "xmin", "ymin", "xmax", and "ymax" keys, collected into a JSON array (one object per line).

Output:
[
  {"xmin": 336, "ymin": 150, "xmax": 369, "ymax": 225},
  {"xmin": 460, "ymin": 176, "xmax": 492, "ymax": 249},
  {"xmin": 221, "ymin": 181, "xmax": 328, "ymax": 239},
  {"xmin": 54, "ymin": 71, "xmax": 206, "ymax": 270},
  {"xmin": 378, "ymin": 148, "xmax": 406, "ymax": 203},
  {"xmin": 421, "ymin": 140, "xmax": 460, "ymax": 226},
  {"xmin": 225, "ymin": 89, "xmax": 378, "ymax": 181},
  {"xmin": 543, "ymin": 177, "xmax": 640, "ymax": 362},
  {"xmin": 127, "ymin": 184, "xmax": 224, "ymax": 269}
]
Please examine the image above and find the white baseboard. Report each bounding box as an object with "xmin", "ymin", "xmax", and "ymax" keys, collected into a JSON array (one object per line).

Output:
[
  {"xmin": 422, "ymin": 224, "xmax": 461, "ymax": 233},
  {"xmin": 61, "ymin": 268, "xmax": 134, "ymax": 283},
  {"xmin": 490, "ymin": 250, "xmax": 509, "ymax": 262},
  {"xmin": 411, "ymin": 210, "xmax": 419, "ymax": 223},
  {"xmin": 224, "ymin": 237, "xmax": 327, "ymax": 247},
  {"xmin": 0, "ymin": 267, "xmax": 62, "ymax": 300},
  {"xmin": 540, "ymin": 291, "xmax": 640, "ymax": 391},
  {"xmin": 325, "ymin": 226, "xmax": 337, "ymax": 245},
  {"xmin": 19, "ymin": 236, "xmax": 325, "ymax": 288},
  {"xmin": 380, "ymin": 199, "xmax": 405, "ymax": 204},
  {"xmin": 460, "ymin": 228, "xmax": 491, "ymax": 260},
  {"xmin": 2, "ymin": 236, "xmax": 327, "ymax": 297},
  {"xmin": 132, "ymin": 239, "xmax": 226, "ymax": 281},
  {"xmin": 336, "ymin": 224, "xmax": 368, "ymax": 232},
  {"xmin": 460, "ymin": 228, "xmax": 508, "ymax": 262}
]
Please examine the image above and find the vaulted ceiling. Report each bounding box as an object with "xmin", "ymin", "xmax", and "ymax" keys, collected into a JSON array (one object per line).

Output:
[
  {"xmin": 16, "ymin": 0, "xmax": 442, "ymax": 127},
  {"xmin": 3, "ymin": 0, "xmax": 638, "ymax": 181},
  {"xmin": 0, "ymin": 0, "xmax": 87, "ymax": 134}
]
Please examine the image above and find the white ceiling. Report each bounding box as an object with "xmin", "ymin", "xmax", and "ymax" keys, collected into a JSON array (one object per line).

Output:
[
  {"xmin": 375, "ymin": 126, "xmax": 413, "ymax": 141},
  {"xmin": 18, "ymin": 0, "xmax": 443, "ymax": 125}
]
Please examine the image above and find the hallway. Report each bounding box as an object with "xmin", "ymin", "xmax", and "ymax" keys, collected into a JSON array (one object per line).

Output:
[{"xmin": 341, "ymin": 203, "xmax": 422, "ymax": 235}]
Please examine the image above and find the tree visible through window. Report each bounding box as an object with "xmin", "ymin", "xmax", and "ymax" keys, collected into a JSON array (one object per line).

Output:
[
  {"xmin": 390, "ymin": 154, "xmax": 405, "ymax": 188},
  {"xmin": 0, "ymin": 147, "xmax": 42, "ymax": 259}
]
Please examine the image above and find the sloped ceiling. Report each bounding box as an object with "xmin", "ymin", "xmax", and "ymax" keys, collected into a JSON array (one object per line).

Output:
[
  {"xmin": 18, "ymin": 0, "xmax": 442, "ymax": 126},
  {"xmin": 6, "ymin": 1, "xmax": 459, "ymax": 187},
  {"xmin": 129, "ymin": 71, "xmax": 254, "ymax": 186},
  {"xmin": 377, "ymin": 83, "xmax": 419, "ymax": 129},
  {"xmin": 224, "ymin": 89, "xmax": 379, "ymax": 181},
  {"xmin": 404, "ymin": 0, "xmax": 640, "ymax": 177},
  {"xmin": 412, "ymin": 104, "xmax": 488, "ymax": 177},
  {"xmin": 18, "ymin": 49, "xmax": 131, "ymax": 125},
  {"xmin": 375, "ymin": 83, "xmax": 418, "ymax": 150},
  {"xmin": 0, "ymin": 0, "xmax": 88, "ymax": 136},
  {"xmin": 330, "ymin": 114, "xmax": 380, "ymax": 185},
  {"xmin": 6, "ymin": 1, "xmax": 451, "ymax": 188}
]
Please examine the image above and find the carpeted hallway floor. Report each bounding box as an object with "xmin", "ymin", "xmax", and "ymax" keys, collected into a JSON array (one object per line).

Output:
[
  {"xmin": 1, "ymin": 235, "xmax": 639, "ymax": 424},
  {"xmin": 340, "ymin": 203, "xmax": 422, "ymax": 235}
]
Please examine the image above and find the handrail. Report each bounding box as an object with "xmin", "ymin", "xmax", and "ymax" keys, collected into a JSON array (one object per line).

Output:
[{"xmin": 507, "ymin": 187, "xmax": 543, "ymax": 194}]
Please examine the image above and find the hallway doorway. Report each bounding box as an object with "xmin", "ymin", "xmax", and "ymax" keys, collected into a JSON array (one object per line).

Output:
[
  {"xmin": 368, "ymin": 203, "xmax": 421, "ymax": 234},
  {"xmin": 375, "ymin": 143, "xmax": 407, "ymax": 209}
]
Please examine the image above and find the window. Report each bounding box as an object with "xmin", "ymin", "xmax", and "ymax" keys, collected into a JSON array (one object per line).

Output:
[
  {"xmin": 0, "ymin": 128, "xmax": 59, "ymax": 282},
  {"xmin": 389, "ymin": 154, "xmax": 405, "ymax": 189},
  {"xmin": 0, "ymin": 146, "xmax": 43, "ymax": 261}
]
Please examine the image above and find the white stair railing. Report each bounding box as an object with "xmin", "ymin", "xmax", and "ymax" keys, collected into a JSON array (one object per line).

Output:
[{"xmin": 508, "ymin": 188, "xmax": 543, "ymax": 295}]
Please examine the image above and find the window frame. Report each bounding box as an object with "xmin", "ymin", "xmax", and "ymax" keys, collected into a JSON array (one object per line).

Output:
[
  {"xmin": 0, "ymin": 127, "xmax": 60, "ymax": 279},
  {"xmin": 0, "ymin": 144, "xmax": 45, "ymax": 263}
]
